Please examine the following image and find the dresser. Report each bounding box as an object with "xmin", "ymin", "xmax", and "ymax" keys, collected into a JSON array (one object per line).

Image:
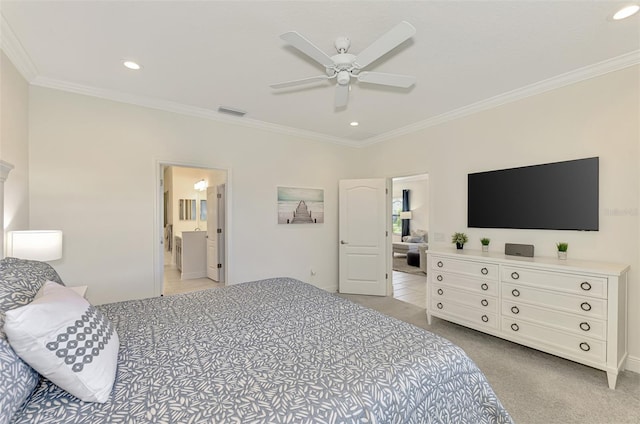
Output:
[{"xmin": 427, "ymin": 249, "xmax": 629, "ymax": 389}]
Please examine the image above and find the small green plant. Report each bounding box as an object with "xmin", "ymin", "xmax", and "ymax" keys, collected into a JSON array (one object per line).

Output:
[
  {"xmin": 556, "ymin": 242, "xmax": 569, "ymax": 252},
  {"xmin": 480, "ymin": 238, "xmax": 491, "ymax": 246},
  {"xmin": 451, "ymin": 232, "xmax": 469, "ymax": 245}
]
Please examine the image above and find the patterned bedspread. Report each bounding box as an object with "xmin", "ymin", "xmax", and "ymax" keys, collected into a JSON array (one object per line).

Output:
[{"xmin": 13, "ymin": 278, "xmax": 512, "ymax": 423}]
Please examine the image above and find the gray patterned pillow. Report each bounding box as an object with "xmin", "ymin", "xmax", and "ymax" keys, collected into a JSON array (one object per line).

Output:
[{"xmin": 0, "ymin": 258, "xmax": 64, "ymax": 424}]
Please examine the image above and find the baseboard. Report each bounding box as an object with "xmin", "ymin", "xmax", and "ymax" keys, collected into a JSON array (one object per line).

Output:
[
  {"xmin": 180, "ymin": 271, "xmax": 207, "ymax": 279},
  {"xmin": 625, "ymin": 355, "xmax": 640, "ymax": 374}
]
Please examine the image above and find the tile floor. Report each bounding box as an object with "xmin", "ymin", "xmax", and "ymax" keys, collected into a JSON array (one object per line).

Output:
[
  {"xmin": 163, "ymin": 248, "xmax": 426, "ymax": 307},
  {"xmin": 391, "ymin": 269, "xmax": 426, "ymax": 309},
  {"xmin": 162, "ymin": 249, "xmax": 222, "ymax": 296},
  {"xmin": 163, "ymin": 265, "xmax": 223, "ymax": 295}
]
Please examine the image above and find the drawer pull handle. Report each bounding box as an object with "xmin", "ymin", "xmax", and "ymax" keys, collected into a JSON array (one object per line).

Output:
[
  {"xmin": 511, "ymin": 272, "xmax": 520, "ymax": 280},
  {"xmin": 511, "ymin": 306, "xmax": 519, "ymax": 314},
  {"xmin": 437, "ymin": 261, "xmax": 443, "ymax": 268},
  {"xmin": 580, "ymin": 322, "xmax": 591, "ymax": 332},
  {"xmin": 481, "ymin": 267, "xmax": 488, "ymax": 275},
  {"xmin": 481, "ymin": 315, "xmax": 489, "ymax": 323},
  {"xmin": 436, "ymin": 275, "xmax": 443, "ymax": 282},
  {"xmin": 481, "ymin": 283, "xmax": 489, "ymax": 291},
  {"xmin": 510, "ymin": 323, "xmax": 519, "ymax": 332},
  {"xmin": 581, "ymin": 302, "xmax": 592, "ymax": 312},
  {"xmin": 579, "ymin": 342, "xmax": 591, "ymax": 352},
  {"xmin": 512, "ymin": 289, "xmax": 520, "ymax": 297},
  {"xmin": 437, "ymin": 302, "xmax": 443, "ymax": 310},
  {"xmin": 481, "ymin": 299, "xmax": 489, "ymax": 307},
  {"xmin": 437, "ymin": 288, "xmax": 444, "ymax": 295},
  {"xmin": 580, "ymin": 282, "xmax": 592, "ymax": 291}
]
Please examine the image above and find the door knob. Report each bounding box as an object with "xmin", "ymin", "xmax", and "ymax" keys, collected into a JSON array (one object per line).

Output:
[{"xmin": 340, "ymin": 240, "xmax": 348, "ymax": 244}]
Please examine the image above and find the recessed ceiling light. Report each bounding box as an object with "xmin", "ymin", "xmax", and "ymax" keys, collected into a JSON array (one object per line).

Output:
[
  {"xmin": 350, "ymin": 121, "xmax": 359, "ymax": 127},
  {"xmin": 123, "ymin": 60, "xmax": 142, "ymax": 70},
  {"xmin": 613, "ymin": 4, "xmax": 639, "ymax": 20}
]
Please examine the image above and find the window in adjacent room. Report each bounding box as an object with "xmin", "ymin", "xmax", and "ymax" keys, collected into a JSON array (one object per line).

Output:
[{"xmin": 392, "ymin": 197, "xmax": 403, "ymax": 235}]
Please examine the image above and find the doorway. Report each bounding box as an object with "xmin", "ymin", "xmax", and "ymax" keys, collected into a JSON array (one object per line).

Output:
[
  {"xmin": 390, "ymin": 173, "xmax": 429, "ymax": 308},
  {"xmin": 155, "ymin": 162, "xmax": 229, "ymax": 296}
]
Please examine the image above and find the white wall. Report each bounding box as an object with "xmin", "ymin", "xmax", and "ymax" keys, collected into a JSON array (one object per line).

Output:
[
  {"xmin": 28, "ymin": 87, "xmax": 360, "ymax": 304},
  {"xmin": 0, "ymin": 51, "xmax": 30, "ymax": 238},
  {"xmin": 361, "ymin": 66, "xmax": 640, "ymax": 370}
]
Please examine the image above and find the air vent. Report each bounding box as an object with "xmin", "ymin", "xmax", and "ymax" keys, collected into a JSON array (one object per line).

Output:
[{"xmin": 217, "ymin": 106, "xmax": 247, "ymax": 117}]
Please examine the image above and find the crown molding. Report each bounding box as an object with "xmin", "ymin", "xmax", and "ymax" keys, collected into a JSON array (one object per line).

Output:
[
  {"xmin": 0, "ymin": 14, "xmax": 38, "ymax": 82},
  {"xmin": 361, "ymin": 50, "xmax": 640, "ymax": 146},
  {"xmin": 0, "ymin": 160, "xmax": 14, "ymax": 182},
  {"xmin": 8, "ymin": 13, "xmax": 638, "ymax": 151},
  {"xmin": 30, "ymin": 76, "xmax": 361, "ymax": 147}
]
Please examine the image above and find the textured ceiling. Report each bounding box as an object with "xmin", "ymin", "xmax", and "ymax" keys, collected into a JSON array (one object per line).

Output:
[{"xmin": 2, "ymin": 1, "xmax": 639, "ymax": 146}]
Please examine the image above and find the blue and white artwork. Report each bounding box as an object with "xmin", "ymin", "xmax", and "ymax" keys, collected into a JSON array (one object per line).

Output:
[{"xmin": 277, "ymin": 186, "xmax": 324, "ymax": 224}]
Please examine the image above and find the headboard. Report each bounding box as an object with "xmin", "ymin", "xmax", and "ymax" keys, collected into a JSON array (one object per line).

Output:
[{"xmin": 0, "ymin": 160, "xmax": 15, "ymax": 258}]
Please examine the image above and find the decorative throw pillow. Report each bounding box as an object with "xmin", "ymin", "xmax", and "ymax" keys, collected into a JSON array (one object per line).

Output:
[
  {"xmin": 403, "ymin": 236, "xmax": 424, "ymax": 243},
  {"xmin": 4, "ymin": 281, "xmax": 119, "ymax": 403},
  {"xmin": 411, "ymin": 229, "xmax": 428, "ymax": 243},
  {"xmin": 0, "ymin": 258, "xmax": 65, "ymax": 423}
]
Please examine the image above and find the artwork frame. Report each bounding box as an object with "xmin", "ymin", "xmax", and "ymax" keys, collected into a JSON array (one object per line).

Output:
[{"xmin": 277, "ymin": 186, "xmax": 324, "ymax": 224}]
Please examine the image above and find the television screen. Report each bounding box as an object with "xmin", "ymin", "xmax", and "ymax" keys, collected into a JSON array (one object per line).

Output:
[{"xmin": 467, "ymin": 157, "xmax": 599, "ymax": 231}]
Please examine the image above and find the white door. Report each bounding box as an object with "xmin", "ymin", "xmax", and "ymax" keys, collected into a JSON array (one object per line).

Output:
[
  {"xmin": 206, "ymin": 185, "xmax": 225, "ymax": 282},
  {"xmin": 339, "ymin": 179, "xmax": 388, "ymax": 295},
  {"xmin": 216, "ymin": 184, "xmax": 225, "ymax": 283}
]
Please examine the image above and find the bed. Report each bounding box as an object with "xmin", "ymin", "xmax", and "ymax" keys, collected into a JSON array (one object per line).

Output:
[{"xmin": 1, "ymin": 258, "xmax": 513, "ymax": 423}]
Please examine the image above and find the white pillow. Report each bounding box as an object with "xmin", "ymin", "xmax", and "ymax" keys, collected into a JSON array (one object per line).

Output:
[{"xmin": 4, "ymin": 281, "xmax": 119, "ymax": 403}]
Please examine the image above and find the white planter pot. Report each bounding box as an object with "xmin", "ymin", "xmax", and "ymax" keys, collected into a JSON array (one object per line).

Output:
[{"xmin": 558, "ymin": 251, "xmax": 567, "ymax": 260}]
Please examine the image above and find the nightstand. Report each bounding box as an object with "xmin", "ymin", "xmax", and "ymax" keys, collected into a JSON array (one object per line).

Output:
[{"xmin": 69, "ymin": 285, "xmax": 88, "ymax": 298}]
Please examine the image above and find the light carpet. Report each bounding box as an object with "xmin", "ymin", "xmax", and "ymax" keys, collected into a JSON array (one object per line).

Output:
[{"xmin": 338, "ymin": 293, "xmax": 640, "ymax": 424}]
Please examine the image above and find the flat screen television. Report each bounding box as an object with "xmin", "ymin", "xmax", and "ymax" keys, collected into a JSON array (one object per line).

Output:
[{"xmin": 467, "ymin": 157, "xmax": 599, "ymax": 231}]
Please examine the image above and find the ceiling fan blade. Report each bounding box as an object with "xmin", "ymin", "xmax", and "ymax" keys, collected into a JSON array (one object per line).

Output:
[
  {"xmin": 357, "ymin": 71, "xmax": 416, "ymax": 88},
  {"xmin": 280, "ymin": 31, "xmax": 334, "ymax": 68},
  {"xmin": 270, "ymin": 75, "xmax": 331, "ymax": 89},
  {"xmin": 335, "ymin": 83, "xmax": 349, "ymax": 108},
  {"xmin": 353, "ymin": 21, "xmax": 416, "ymax": 69}
]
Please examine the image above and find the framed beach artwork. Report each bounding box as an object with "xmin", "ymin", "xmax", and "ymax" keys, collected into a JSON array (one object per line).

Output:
[{"xmin": 277, "ymin": 186, "xmax": 324, "ymax": 224}]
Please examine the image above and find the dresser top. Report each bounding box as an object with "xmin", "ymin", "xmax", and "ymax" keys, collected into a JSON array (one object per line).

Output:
[{"xmin": 428, "ymin": 248, "xmax": 629, "ymax": 276}]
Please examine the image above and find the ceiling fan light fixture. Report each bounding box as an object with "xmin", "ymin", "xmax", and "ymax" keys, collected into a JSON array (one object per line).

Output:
[
  {"xmin": 336, "ymin": 70, "xmax": 350, "ymax": 85},
  {"xmin": 613, "ymin": 4, "xmax": 639, "ymax": 20}
]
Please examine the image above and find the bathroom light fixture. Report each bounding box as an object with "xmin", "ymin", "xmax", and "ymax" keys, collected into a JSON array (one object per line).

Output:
[
  {"xmin": 613, "ymin": 4, "xmax": 639, "ymax": 20},
  {"xmin": 350, "ymin": 121, "xmax": 359, "ymax": 127},
  {"xmin": 194, "ymin": 179, "xmax": 208, "ymax": 191},
  {"xmin": 123, "ymin": 60, "xmax": 142, "ymax": 70},
  {"xmin": 6, "ymin": 230, "xmax": 63, "ymax": 261}
]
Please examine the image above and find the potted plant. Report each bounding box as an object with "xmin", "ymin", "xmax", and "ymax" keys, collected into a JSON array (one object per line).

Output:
[
  {"xmin": 556, "ymin": 242, "xmax": 568, "ymax": 260},
  {"xmin": 480, "ymin": 238, "xmax": 490, "ymax": 252},
  {"xmin": 451, "ymin": 232, "xmax": 468, "ymax": 250}
]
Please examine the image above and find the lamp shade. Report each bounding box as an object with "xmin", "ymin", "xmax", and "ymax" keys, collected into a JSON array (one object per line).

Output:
[
  {"xmin": 399, "ymin": 211, "xmax": 412, "ymax": 220},
  {"xmin": 6, "ymin": 230, "xmax": 63, "ymax": 261}
]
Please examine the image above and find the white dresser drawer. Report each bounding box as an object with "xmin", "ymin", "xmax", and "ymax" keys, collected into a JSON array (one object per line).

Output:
[
  {"xmin": 502, "ymin": 283, "xmax": 606, "ymax": 319},
  {"xmin": 431, "ymin": 256, "xmax": 499, "ymax": 281},
  {"xmin": 502, "ymin": 266, "xmax": 606, "ymax": 299},
  {"xmin": 502, "ymin": 301, "xmax": 606, "ymax": 340},
  {"xmin": 432, "ymin": 284, "xmax": 498, "ymax": 314},
  {"xmin": 502, "ymin": 318, "xmax": 606, "ymax": 363},
  {"xmin": 431, "ymin": 272, "xmax": 498, "ymax": 296},
  {"xmin": 431, "ymin": 300, "xmax": 499, "ymax": 329}
]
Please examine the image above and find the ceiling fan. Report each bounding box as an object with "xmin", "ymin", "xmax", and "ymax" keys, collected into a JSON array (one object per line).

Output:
[{"xmin": 270, "ymin": 21, "xmax": 417, "ymax": 108}]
